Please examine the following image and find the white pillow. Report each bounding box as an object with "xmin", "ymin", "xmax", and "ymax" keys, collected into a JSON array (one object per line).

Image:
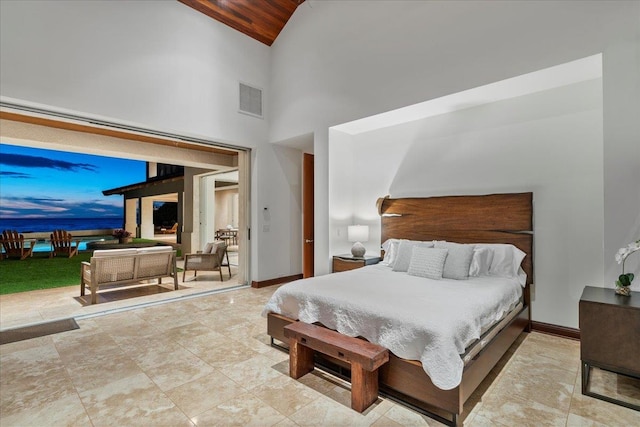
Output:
[
  {"xmin": 382, "ymin": 239, "xmax": 405, "ymax": 266},
  {"xmin": 392, "ymin": 240, "xmax": 435, "ymax": 272},
  {"xmin": 434, "ymin": 241, "xmax": 475, "ymax": 280},
  {"xmin": 469, "ymin": 244, "xmax": 527, "ymax": 285},
  {"xmin": 469, "ymin": 246, "xmax": 494, "ymax": 277},
  {"xmin": 407, "ymin": 247, "xmax": 448, "ymax": 280},
  {"xmin": 203, "ymin": 242, "xmax": 215, "ymax": 253},
  {"xmin": 486, "ymin": 244, "xmax": 526, "ymax": 279}
]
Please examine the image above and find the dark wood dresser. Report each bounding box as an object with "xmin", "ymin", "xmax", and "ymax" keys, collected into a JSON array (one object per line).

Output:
[{"xmin": 579, "ymin": 286, "xmax": 640, "ymax": 410}]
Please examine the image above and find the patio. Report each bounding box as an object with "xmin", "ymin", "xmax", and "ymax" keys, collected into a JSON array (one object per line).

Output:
[{"xmin": 0, "ymin": 256, "xmax": 241, "ymax": 331}]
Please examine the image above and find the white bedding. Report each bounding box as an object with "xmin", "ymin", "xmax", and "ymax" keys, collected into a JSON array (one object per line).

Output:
[{"xmin": 262, "ymin": 264, "xmax": 523, "ymax": 390}]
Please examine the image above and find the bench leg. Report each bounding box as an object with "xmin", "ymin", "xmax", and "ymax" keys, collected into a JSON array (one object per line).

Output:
[
  {"xmin": 351, "ymin": 364, "xmax": 379, "ymax": 413},
  {"xmin": 289, "ymin": 339, "xmax": 314, "ymax": 379},
  {"xmin": 91, "ymin": 286, "xmax": 97, "ymax": 305}
]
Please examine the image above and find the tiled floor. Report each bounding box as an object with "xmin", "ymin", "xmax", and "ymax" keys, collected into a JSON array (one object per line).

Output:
[{"xmin": 1, "ymin": 285, "xmax": 639, "ymax": 426}]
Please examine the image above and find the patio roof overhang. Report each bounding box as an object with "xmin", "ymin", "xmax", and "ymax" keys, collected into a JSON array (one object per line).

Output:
[{"xmin": 103, "ymin": 174, "xmax": 184, "ymax": 199}]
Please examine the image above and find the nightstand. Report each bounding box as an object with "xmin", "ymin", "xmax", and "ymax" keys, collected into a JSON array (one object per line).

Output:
[
  {"xmin": 579, "ymin": 286, "xmax": 640, "ymax": 410},
  {"xmin": 332, "ymin": 254, "xmax": 380, "ymax": 273}
]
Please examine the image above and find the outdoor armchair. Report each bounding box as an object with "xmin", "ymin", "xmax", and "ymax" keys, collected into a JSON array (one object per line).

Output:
[
  {"xmin": 1, "ymin": 230, "xmax": 36, "ymax": 260},
  {"xmin": 182, "ymin": 242, "xmax": 231, "ymax": 282},
  {"xmin": 50, "ymin": 229, "xmax": 80, "ymax": 258}
]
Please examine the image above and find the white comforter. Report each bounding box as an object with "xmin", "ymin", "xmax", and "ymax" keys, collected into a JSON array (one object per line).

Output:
[{"xmin": 262, "ymin": 264, "xmax": 522, "ymax": 390}]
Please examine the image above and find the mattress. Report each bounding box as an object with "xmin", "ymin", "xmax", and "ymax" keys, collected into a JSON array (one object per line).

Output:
[{"xmin": 262, "ymin": 264, "xmax": 523, "ymax": 390}]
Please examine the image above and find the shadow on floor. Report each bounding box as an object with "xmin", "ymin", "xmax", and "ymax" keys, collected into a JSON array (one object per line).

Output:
[{"xmin": 74, "ymin": 283, "xmax": 191, "ymax": 306}]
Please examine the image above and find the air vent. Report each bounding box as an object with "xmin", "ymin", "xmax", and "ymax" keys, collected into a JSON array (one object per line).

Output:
[{"xmin": 239, "ymin": 82, "xmax": 263, "ymax": 118}]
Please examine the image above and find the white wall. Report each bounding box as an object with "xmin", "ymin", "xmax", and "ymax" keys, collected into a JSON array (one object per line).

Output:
[
  {"xmin": 271, "ymin": 1, "xmax": 640, "ymax": 326},
  {"xmin": 330, "ymin": 79, "xmax": 604, "ymax": 328},
  {"xmin": 254, "ymin": 144, "xmax": 303, "ymax": 279},
  {"xmin": 215, "ymin": 188, "xmax": 239, "ymax": 231},
  {"xmin": 0, "ymin": 0, "xmax": 268, "ymax": 145},
  {"xmin": 0, "ymin": 0, "xmax": 302, "ymax": 282}
]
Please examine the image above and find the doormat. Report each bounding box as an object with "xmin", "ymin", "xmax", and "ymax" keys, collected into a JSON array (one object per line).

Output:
[{"xmin": 0, "ymin": 318, "xmax": 79, "ymax": 345}]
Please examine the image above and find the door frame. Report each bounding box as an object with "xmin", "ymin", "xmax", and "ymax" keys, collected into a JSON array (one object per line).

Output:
[
  {"xmin": 1, "ymin": 104, "xmax": 252, "ymax": 286},
  {"xmin": 302, "ymin": 153, "xmax": 314, "ymax": 278}
]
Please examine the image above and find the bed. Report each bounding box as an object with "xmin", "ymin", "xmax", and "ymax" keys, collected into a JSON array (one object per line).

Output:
[{"xmin": 264, "ymin": 193, "xmax": 533, "ymax": 426}]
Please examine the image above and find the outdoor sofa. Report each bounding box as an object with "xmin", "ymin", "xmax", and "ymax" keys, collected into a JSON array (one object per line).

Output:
[{"xmin": 81, "ymin": 246, "xmax": 177, "ymax": 304}]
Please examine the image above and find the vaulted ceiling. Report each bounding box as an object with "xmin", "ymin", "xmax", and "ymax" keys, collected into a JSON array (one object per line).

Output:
[{"xmin": 178, "ymin": 0, "xmax": 304, "ymax": 46}]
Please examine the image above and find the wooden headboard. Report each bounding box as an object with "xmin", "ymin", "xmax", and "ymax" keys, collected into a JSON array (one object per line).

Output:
[{"xmin": 379, "ymin": 192, "xmax": 533, "ymax": 286}]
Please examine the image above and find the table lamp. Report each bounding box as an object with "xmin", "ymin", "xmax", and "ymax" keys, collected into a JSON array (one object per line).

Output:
[{"xmin": 348, "ymin": 225, "xmax": 369, "ymax": 258}]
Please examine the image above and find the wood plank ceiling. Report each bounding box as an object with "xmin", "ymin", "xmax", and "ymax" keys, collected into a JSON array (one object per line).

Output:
[{"xmin": 178, "ymin": 0, "xmax": 304, "ymax": 46}]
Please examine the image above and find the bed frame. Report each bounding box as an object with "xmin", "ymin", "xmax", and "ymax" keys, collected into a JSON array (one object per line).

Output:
[{"xmin": 267, "ymin": 192, "xmax": 533, "ymax": 426}]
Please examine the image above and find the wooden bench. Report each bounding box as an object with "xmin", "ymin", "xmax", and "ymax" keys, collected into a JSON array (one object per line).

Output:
[{"xmin": 284, "ymin": 321, "xmax": 389, "ymax": 413}]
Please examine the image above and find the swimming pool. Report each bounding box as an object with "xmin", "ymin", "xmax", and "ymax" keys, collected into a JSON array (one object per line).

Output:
[{"xmin": 30, "ymin": 236, "xmax": 114, "ymax": 253}]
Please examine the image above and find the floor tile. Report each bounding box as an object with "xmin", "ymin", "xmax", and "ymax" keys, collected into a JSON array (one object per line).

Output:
[
  {"xmin": 0, "ymin": 393, "xmax": 92, "ymax": 427},
  {"xmin": 79, "ymin": 372, "xmax": 192, "ymax": 426},
  {"xmin": 288, "ymin": 395, "xmax": 384, "ymax": 427},
  {"xmin": 220, "ymin": 354, "xmax": 284, "ymax": 390},
  {"xmin": 192, "ymin": 393, "xmax": 285, "ymax": 426},
  {"xmin": 250, "ymin": 375, "xmax": 324, "ymax": 416},
  {"xmin": 167, "ymin": 370, "xmax": 248, "ymax": 418}
]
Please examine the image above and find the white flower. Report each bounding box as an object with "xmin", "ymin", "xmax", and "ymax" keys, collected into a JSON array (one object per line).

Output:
[
  {"xmin": 616, "ymin": 248, "xmax": 628, "ymax": 264},
  {"xmin": 616, "ymin": 239, "xmax": 640, "ymax": 264}
]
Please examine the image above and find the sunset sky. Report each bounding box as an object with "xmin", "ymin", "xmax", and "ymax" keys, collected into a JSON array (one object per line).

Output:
[{"xmin": 0, "ymin": 144, "xmax": 145, "ymax": 219}]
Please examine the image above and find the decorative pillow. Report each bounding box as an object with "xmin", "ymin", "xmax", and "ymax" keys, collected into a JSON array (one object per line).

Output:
[
  {"xmin": 381, "ymin": 239, "xmax": 401, "ymax": 266},
  {"xmin": 203, "ymin": 242, "xmax": 215, "ymax": 254},
  {"xmin": 392, "ymin": 240, "xmax": 435, "ymax": 272},
  {"xmin": 407, "ymin": 247, "xmax": 449, "ymax": 280},
  {"xmin": 211, "ymin": 240, "xmax": 226, "ymax": 254},
  {"xmin": 434, "ymin": 241, "xmax": 475, "ymax": 280},
  {"xmin": 469, "ymin": 246, "xmax": 494, "ymax": 277}
]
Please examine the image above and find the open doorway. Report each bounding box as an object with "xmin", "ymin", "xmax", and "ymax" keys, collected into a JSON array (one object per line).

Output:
[
  {"xmin": 196, "ymin": 169, "xmax": 247, "ymax": 285},
  {"xmin": 0, "ymin": 109, "xmax": 251, "ymax": 329}
]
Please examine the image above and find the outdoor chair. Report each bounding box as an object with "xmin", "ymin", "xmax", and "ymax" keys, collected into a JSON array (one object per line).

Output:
[
  {"xmin": 160, "ymin": 223, "xmax": 178, "ymax": 234},
  {"xmin": 1, "ymin": 230, "xmax": 36, "ymax": 260},
  {"xmin": 50, "ymin": 229, "xmax": 80, "ymax": 258},
  {"xmin": 182, "ymin": 242, "xmax": 231, "ymax": 282}
]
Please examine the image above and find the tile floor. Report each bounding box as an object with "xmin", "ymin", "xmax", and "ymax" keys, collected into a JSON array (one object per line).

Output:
[{"xmin": 1, "ymin": 285, "xmax": 639, "ymax": 426}]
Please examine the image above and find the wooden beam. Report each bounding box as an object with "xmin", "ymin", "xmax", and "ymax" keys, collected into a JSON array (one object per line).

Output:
[{"xmin": 0, "ymin": 111, "xmax": 237, "ymax": 156}]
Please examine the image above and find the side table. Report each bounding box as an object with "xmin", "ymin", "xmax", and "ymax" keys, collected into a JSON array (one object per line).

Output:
[{"xmin": 579, "ymin": 286, "xmax": 640, "ymax": 411}]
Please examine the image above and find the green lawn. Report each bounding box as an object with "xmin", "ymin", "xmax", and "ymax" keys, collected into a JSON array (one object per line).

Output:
[
  {"xmin": 0, "ymin": 252, "xmax": 91, "ymax": 295},
  {"xmin": 0, "ymin": 240, "xmax": 181, "ymax": 295}
]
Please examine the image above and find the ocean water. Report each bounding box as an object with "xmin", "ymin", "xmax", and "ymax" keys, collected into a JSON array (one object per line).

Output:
[{"xmin": 0, "ymin": 218, "xmax": 124, "ymax": 233}]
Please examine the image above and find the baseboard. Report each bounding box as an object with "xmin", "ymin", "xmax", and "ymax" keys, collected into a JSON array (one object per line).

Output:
[
  {"xmin": 251, "ymin": 274, "xmax": 303, "ymax": 289},
  {"xmin": 531, "ymin": 321, "xmax": 580, "ymax": 340}
]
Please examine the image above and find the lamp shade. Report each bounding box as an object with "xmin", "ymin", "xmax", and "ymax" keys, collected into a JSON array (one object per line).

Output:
[{"xmin": 348, "ymin": 225, "xmax": 369, "ymax": 243}]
